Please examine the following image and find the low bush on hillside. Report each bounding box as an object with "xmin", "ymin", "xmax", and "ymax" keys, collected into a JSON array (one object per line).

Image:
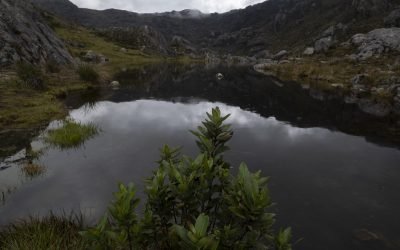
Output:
[
  {"xmin": 77, "ymin": 64, "xmax": 99, "ymax": 83},
  {"xmin": 16, "ymin": 62, "xmax": 46, "ymax": 90}
]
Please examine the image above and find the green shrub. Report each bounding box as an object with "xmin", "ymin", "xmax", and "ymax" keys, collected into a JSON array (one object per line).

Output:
[
  {"xmin": 77, "ymin": 65, "xmax": 99, "ymax": 83},
  {"xmin": 45, "ymin": 119, "xmax": 99, "ymax": 149},
  {"xmin": 16, "ymin": 62, "xmax": 46, "ymax": 90},
  {"xmin": 81, "ymin": 107, "xmax": 292, "ymax": 250}
]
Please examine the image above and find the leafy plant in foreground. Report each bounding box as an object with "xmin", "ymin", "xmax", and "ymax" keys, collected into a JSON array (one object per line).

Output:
[{"xmin": 82, "ymin": 107, "xmax": 292, "ymax": 250}]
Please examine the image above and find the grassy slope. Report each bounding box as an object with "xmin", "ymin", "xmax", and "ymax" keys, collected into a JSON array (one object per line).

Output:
[
  {"xmin": 259, "ymin": 47, "xmax": 400, "ymax": 103},
  {"xmin": 0, "ymin": 17, "xmax": 181, "ymax": 133},
  {"xmin": 0, "ymin": 71, "xmax": 87, "ymax": 131}
]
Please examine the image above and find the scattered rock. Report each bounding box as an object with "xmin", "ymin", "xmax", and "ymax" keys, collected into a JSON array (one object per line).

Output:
[
  {"xmin": 351, "ymin": 74, "xmax": 370, "ymax": 85},
  {"xmin": 303, "ymin": 47, "xmax": 314, "ymax": 56},
  {"xmin": 110, "ymin": 81, "xmax": 120, "ymax": 87},
  {"xmin": 273, "ymin": 50, "xmax": 288, "ymax": 60},
  {"xmin": 331, "ymin": 83, "xmax": 344, "ymax": 89},
  {"xmin": 83, "ymin": 50, "xmax": 108, "ymax": 63},
  {"xmin": 314, "ymin": 36, "xmax": 334, "ymax": 53},
  {"xmin": 351, "ymin": 34, "xmax": 368, "ymax": 46},
  {"xmin": 321, "ymin": 25, "xmax": 335, "ymax": 37},
  {"xmin": 279, "ymin": 60, "xmax": 290, "ymax": 64}
]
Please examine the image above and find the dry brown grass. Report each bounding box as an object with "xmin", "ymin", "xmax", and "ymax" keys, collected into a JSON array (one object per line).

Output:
[{"xmin": 21, "ymin": 163, "xmax": 46, "ymax": 178}]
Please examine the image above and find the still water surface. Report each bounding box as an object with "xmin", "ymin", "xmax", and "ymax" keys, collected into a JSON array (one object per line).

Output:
[{"xmin": 1, "ymin": 65, "xmax": 400, "ymax": 250}]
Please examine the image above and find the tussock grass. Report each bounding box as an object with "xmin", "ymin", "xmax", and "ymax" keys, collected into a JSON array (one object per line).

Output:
[
  {"xmin": 16, "ymin": 63, "xmax": 46, "ymax": 90},
  {"xmin": 77, "ymin": 65, "xmax": 99, "ymax": 83},
  {"xmin": 21, "ymin": 163, "xmax": 46, "ymax": 178},
  {"xmin": 0, "ymin": 214, "xmax": 87, "ymax": 250},
  {"xmin": 45, "ymin": 120, "xmax": 99, "ymax": 149}
]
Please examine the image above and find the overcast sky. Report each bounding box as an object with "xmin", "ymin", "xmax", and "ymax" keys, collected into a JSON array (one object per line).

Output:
[{"xmin": 69, "ymin": 0, "xmax": 265, "ymax": 13}]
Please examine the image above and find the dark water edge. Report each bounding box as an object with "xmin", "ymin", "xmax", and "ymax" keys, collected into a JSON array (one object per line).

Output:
[
  {"xmin": 1, "ymin": 64, "xmax": 400, "ymax": 250},
  {"xmin": 69, "ymin": 64, "xmax": 400, "ymax": 147}
]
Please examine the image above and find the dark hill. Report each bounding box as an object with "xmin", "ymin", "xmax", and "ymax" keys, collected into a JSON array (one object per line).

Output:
[{"xmin": 32, "ymin": 0, "xmax": 400, "ymax": 55}]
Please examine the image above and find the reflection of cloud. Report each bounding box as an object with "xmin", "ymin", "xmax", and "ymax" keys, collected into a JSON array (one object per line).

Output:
[
  {"xmin": 70, "ymin": 100, "xmax": 326, "ymax": 141},
  {"xmin": 70, "ymin": 0, "xmax": 265, "ymax": 13}
]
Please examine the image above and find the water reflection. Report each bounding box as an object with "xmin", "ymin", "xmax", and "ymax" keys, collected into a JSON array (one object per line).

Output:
[
  {"xmin": 0, "ymin": 100, "xmax": 399, "ymax": 249},
  {"xmin": 1, "ymin": 65, "xmax": 400, "ymax": 250}
]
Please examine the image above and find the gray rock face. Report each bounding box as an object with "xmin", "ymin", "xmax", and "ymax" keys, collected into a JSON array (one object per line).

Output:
[
  {"xmin": 97, "ymin": 26, "xmax": 169, "ymax": 55},
  {"xmin": 0, "ymin": 0, "xmax": 73, "ymax": 66},
  {"xmin": 314, "ymin": 37, "xmax": 334, "ymax": 53},
  {"xmin": 350, "ymin": 28, "xmax": 400, "ymax": 60},
  {"xmin": 384, "ymin": 8, "xmax": 400, "ymax": 27}
]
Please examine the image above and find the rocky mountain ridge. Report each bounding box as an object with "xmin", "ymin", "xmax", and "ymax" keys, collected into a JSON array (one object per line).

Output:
[{"xmin": 32, "ymin": 0, "xmax": 400, "ymax": 56}]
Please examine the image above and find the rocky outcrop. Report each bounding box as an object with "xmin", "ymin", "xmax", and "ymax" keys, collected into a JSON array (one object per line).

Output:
[
  {"xmin": 97, "ymin": 26, "xmax": 168, "ymax": 54},
  {"xmin": 0, "ymin": 0, "xmax": 73, "ymax": 66},
  {"xmin": 170, "ymin": 36, "xmax": 196, "ymax": 55},
  {"xmin": 314, "ymin": 37, "xmax": 335, "ymax": 53},
  {"xmin": 349, "ymin": 28, "xmax": 400, "ymax": 60}
]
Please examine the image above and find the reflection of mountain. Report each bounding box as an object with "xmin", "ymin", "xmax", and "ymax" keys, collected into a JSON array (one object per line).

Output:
[{"xmin": 67, "ymin": 65, "xmax": 400, "ymax": 148}]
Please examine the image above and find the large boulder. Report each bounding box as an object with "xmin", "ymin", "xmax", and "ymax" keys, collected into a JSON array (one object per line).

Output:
[
  {"xmin": 0, "ymin": 0, "xmax": 73, "ymax": 66},
  {"xmin": 314, "ymin": 36, "xmax": 334, "ymax": 53},
  {"xmin": 384, "ymin": 8, "xmax": 400, "ymax": 27},
  {"xmin": 272, "ymin": 50, "xmax": 288, "ymax": 60},
  {"xmin": 350, "ymin": 28, "xmax": 400, "ymax": 60},
  {"xmin": 303, "ymin": 47, "xmax": 315, "ymax": 56}
]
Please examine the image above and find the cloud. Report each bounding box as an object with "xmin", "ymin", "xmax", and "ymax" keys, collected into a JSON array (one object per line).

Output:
[{"xmin": 69, "ymin": 0, "xmax": 265, "ymax": 13}]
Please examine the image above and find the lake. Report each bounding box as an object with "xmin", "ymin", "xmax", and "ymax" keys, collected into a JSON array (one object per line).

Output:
[{"xmin": 1, "ymin": 64, "xmax": 400, "ymax": 250}]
